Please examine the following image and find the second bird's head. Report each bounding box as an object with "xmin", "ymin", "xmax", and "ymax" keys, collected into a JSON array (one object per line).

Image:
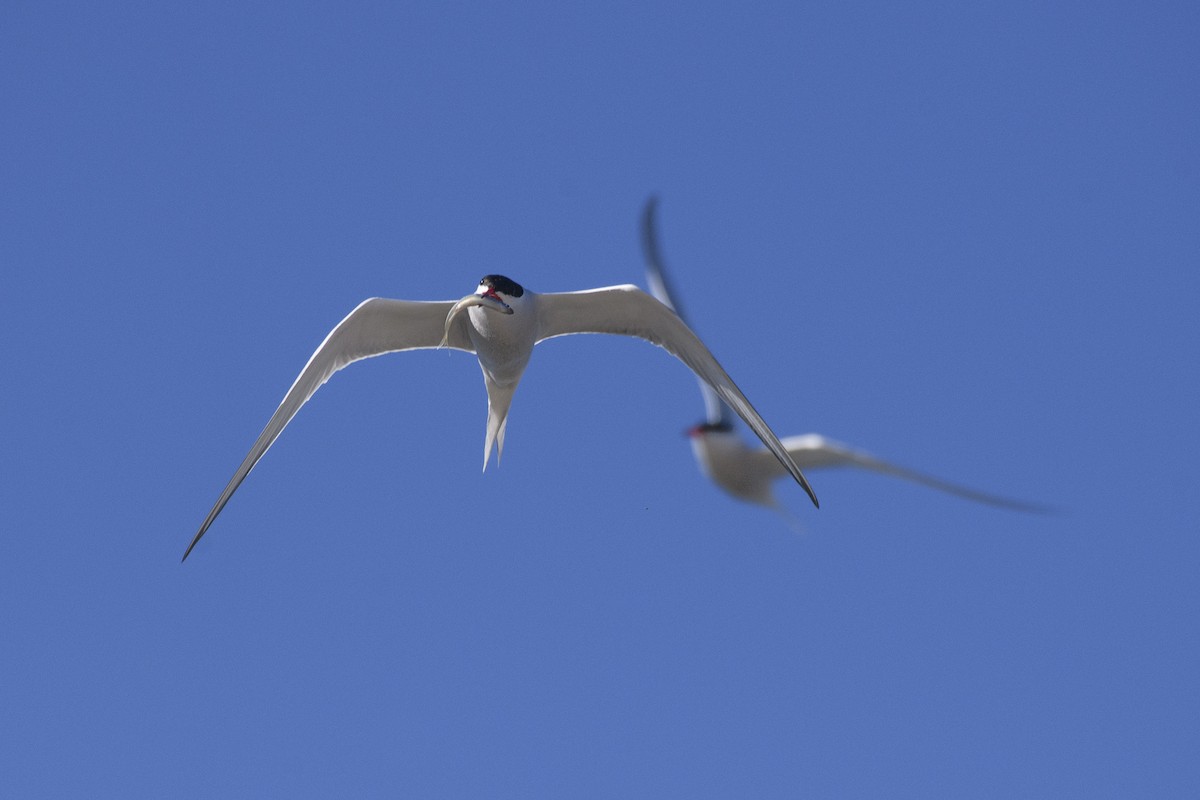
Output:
[{"xmin": 686, "ymin": 420, "xmax": 735, "ymax": 439}]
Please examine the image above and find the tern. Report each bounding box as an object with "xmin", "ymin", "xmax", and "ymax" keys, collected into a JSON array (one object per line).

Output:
[
  {"xmin": 641, "ymin": 196, "xmax": 1048, "ymax": 517},
  {"xmin": 183, "ymin": 274, "xmax": 819, "ymax": 560}
]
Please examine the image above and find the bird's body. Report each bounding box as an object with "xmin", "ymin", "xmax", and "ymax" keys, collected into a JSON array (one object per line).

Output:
[
  {"xmin": 687, "ymin": 424, "xmax": 779, "ymax": 506},
  {"xmin": 641, "ymin": 197, "xmax": 1046, "ymax": 516},
  {"xmin": 183, "ymin": 274, "xmax": 818, "ymax": 560}
]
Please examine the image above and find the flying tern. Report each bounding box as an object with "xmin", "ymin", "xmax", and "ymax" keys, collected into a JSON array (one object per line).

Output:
[
  {"xmin": 641, "ymin": 196, "xmax": 1048, "ymax": 517},
  {"xmin": 183, "ymin": 273, "xmax": 819, "ymax": 560}
]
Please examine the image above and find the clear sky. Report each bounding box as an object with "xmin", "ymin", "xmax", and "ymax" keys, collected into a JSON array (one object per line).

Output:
[{"xmin": 2, "ymin": 1, "xmax": 1197, "ymax": 797}]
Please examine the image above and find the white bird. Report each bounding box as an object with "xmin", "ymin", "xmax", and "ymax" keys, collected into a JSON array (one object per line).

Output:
[
  {"xmin": 640, "ymin": 196, "xmax": 1048, "ymax": 517},
  {"xmin": 183, "ymin": 274, "xmax": 819, "ymax": 560}
]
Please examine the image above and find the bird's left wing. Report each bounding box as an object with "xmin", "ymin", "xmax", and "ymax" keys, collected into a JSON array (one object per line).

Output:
[
  {"xmin": 183, "ymin": 298, "xmax": 471, "ymax": 561},
  {"xmin": 535, "ymin": 284, "xmax": 818, "ymax": 508}
]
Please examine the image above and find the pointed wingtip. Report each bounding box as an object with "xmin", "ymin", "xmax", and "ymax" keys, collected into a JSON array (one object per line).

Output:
[
  {"xmin": 181, "ymin": 539, "xmax": 199, "ymax": 563},
  {"xmin": 794, "ymin": 467, "xmax": 820, "ymax": 509},
  {"xmin": 780, "ymin": 469, "xmax": 820, "ymax": 509},
  {"xmin": 641, "ymin": 195, "xmax": 662, "ymax": 263},
  {"xmin": 181, "ymin": 524, "xmax": 209, "ymax": 562},
  {"xmin": 642, "ymin": 193, "xmax": 659, "ymax": 220}
]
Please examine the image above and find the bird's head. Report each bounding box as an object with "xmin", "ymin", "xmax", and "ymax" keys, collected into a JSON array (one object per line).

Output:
[
  {"xmin": 685, "ymin": 420, "xmax": 735, "ymax": 439},
  {"xmin": 438, "ymin": 275, "xmax": 525, "ymax": 348},
  {"xmin": 473, "ymin": 274, "xmax": 525, "ymax": 314}
]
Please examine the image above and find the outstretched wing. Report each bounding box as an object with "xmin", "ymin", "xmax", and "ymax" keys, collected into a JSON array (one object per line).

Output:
[
  {"xmin": 535, "ymin": 284, "xmax": 818, "ymax": 508},
  {"xmin": 183, "ymin": 298, "xmax": 471, "ymax": 560},
  {"xmin": 755, "ymin": 433, "xmax": 1050, "ymax": 512}
]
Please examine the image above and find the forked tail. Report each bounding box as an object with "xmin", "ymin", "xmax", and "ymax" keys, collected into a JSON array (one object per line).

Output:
[{"xmin": 481, "ymin": 375, "xmax": 519, "ymax": 470}]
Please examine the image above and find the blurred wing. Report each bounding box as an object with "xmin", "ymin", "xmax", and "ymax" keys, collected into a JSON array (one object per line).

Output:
[
  {"xmin": 640, "ymin": 196, "xmax": 732, "ymax": 427},
  {"xmin": 183, "ymin": 298, "xmax": 471, "ymax": 560},
  {"xmin": 535, "ymin": 284, "xmax": 818, "ymax": 508},
  {"xmin": 755, "ymin": 433, "xmax": 1051, "ymax": 513}
]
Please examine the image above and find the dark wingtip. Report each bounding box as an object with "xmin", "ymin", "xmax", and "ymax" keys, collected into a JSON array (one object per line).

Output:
[
  {"xmin": 795, "ymin": 469, "xmax": 820, "ymax": 509},
  {"xmin": 641, "ymin": 195, "xmax": 661, "ymax": 259},
  {"xmin": 643, "ymin": 193, "xmax": 659, "ymax": 219},
  {"xmin": 180, "ymin": 532, "xmax": 203, "ymax": 563}
]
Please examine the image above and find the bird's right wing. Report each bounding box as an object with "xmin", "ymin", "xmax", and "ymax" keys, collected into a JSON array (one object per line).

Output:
[
  {"xmin": 183, "ymin": 298, "xmax": 472, "ymax": 561},
  {"xmin": 640, "ymin": 196, "xmax": 733, "ymax": 428},
  {"xmin": 535, "ymin": 284, "xmax": 818, "ymax": 508},
  {"xmin": 755, "ymin": 434, "xmax": 1051, "ymax": 513}
]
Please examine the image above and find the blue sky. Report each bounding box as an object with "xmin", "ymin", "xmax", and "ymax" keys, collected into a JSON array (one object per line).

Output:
[{"xmin": 2, "ymin": 1, "xmax": 1197, "ymax": 796}]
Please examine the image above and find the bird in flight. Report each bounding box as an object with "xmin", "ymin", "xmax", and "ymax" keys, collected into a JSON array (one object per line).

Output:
[
  {"xmin": 640, "ymin": 196, "xmax": 1048, "ymax": 518},
  {"xmin": 184, "ymin": 274, "xmax": 819, "ymax": 560}
]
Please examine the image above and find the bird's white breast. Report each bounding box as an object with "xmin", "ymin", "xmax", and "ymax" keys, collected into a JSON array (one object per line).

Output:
[
  {"xmin": 691, "ymin": 430, "xmax": 776, "ymax": 505},
  {"xmin": 467, "ymin": 302, "xmax": 536, "ymax": 384}
]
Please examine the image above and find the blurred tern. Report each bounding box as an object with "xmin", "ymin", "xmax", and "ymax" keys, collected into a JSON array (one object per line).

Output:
[
  {"xmin": 183, "ymin": 273, "xmax": 819, "ymax": 560},
  {"xmin": 641, "ymin": 196, "xmax": 1047, "ymax": 517}
]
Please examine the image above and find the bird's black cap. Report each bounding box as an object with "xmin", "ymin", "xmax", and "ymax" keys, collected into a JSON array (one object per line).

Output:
[{"xmin": 479, "ymin": 275, "xmax": 524, "ymax": 297}]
